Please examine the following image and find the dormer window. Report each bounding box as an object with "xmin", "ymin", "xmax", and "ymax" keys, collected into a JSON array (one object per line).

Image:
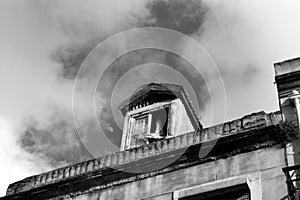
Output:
[
  {"xmin": 123, "ymin": 103, "xmax": 171, "ymax": 149},
  {"xmin": 119, "ymin": 83, "xmax": 202, "ymax": 150}
]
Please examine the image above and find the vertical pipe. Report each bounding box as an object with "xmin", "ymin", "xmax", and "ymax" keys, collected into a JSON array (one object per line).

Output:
[{"xmin": 292, "ymin": 90, "xmax": 300, "ymax": 130}]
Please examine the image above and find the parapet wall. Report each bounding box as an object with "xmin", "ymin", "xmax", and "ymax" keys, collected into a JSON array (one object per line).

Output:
[
  {"xmin": 274, "ymin": 57, "xmax": 300, "ymax": 76},
  {"xmin": 6, "ymin": 111, "xmax": 282, "ymax": 196}
]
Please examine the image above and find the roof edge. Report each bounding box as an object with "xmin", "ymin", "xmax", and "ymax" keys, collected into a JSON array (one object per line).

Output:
[
  {"xmin": 2, "ymin": 123, "xmax": 292, "ymax": 200},
  {"xmin": 4, "ymin": 110, "xmax": 283, "ymax": 196}
]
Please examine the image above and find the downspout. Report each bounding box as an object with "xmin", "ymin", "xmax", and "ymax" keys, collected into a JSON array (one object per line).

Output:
[{"xmin": 290, "ymin": 90, "xmax": 300, "ymax": 130}]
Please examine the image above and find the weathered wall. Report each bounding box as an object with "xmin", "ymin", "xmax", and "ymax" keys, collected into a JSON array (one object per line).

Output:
[
  {"xmin": 274, "ymin": 58, "xmax": 300, "ymax": 127},
  {"xmin": 63, "ymin": 145, "xmax": 287, "ymax": 200},
  {"xmin": 172, "ymin": 99, "xmax": 194, "ymax": 136},
  {"xmin": 4, "ymin": 111, "xmax": 284, "ymax": 199}
]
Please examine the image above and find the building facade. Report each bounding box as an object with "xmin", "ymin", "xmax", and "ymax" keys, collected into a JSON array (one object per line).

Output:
[{"xmin": 1, "ymin": 57, "xmax": 300, "ymax": 200}]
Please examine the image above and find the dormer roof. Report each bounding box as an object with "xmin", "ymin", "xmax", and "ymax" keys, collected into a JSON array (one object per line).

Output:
[{"xmin": 118, "ymin": 83, "xmax": 202, "ymax": 130}]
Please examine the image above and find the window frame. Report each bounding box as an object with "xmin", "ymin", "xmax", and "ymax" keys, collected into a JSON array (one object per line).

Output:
[
  {"xmin": 173, "ymin": 174, "xmax": 262, "ymax": 200},
  {"xmin": 121, "ymin": 101, "xmax": 172, "ymax": 150}
]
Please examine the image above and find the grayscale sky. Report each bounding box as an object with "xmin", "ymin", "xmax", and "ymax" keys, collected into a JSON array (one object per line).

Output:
[{"xmin": 1, "ymin": 0, "xmax": 300, "ymax": 196}]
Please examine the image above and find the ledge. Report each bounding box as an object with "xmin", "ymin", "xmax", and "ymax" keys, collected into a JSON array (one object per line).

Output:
[
  {"xmin": 1, "ymin": 118, "xmax": 295, "ymax": 200},
  {"xmin": 3, "ymin": 111, "xmax": 283, "ymax": 198},
  {"xmin": 1, "ymin": 123, "xmax": 292, "ymax": 200}
]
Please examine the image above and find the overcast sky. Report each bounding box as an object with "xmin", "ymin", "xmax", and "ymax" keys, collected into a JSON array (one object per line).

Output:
[{"xmin": 1, "ymin": 0, "xmax": 300, "ymax": 196}]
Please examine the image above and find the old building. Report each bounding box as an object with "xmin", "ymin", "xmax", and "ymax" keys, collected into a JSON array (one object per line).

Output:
[{"xmin": 1, "ymin": 57, "xmax": 300, "ymax": 200}]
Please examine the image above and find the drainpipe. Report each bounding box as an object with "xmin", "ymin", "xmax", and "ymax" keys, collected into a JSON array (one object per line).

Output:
[{"xmin": 289, "ymin": 90, "xmax": 300, "ymax": 130}]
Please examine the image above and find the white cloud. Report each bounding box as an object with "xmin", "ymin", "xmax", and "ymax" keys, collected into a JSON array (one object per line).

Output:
[{"xmin": 198, "ymin": 0, "xmax": 300, "ymax": 123}]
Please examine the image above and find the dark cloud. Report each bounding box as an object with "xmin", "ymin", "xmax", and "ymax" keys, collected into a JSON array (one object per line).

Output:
[
  {"xmin": 46, "ymin": 0, "xmax": 210, "ymax": 152},
  {"xmin": 142, "ymin": 0, "xmax": 208, "ymax": 34},
  {"xmin": 217, "ymin": 62, "xmax": 260, "ymax": 87},
  {"xmin": 242, "ymin": 64, "xmax": 259, "ymax": 82},
  {"xmin": 96, "ymin": 49, "xmax": 210, "ymax": 147},
  {"xmin": 18, "ymin": 0, "xmax": 259, "ymax": 168},
  {"xmin": 52, "ymin": 43, "xmax": 96, "ymax": 79},
  {"xmin": 19, "ymin": 108, "xmax": 92, "ymax": 167},
  {"xmin": 52, "ymin": 0, "xmax": 209, "ymax": 80},
  {"xmin": 17, "ymin": 0, "xmax": 151, "ymax": 164}
]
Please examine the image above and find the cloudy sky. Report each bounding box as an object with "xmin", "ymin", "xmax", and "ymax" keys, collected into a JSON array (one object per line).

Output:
[{"xmin": 1, "ymin": 0, "xmax": 300, "ymax": 196}]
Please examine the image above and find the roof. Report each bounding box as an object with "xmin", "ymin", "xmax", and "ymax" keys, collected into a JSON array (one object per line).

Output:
[
  {"xmin": 2, "ymin": 111, "xmax": 287, "ymax": 199},
  {"xmin": 118, "ymin": 82, "xmax": 202, "ymax": 130}
]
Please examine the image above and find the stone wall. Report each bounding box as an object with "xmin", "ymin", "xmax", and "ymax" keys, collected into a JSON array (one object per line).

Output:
[{"xmin": 63, "ymin": 146, "xmax": 288, "ymax": 200}]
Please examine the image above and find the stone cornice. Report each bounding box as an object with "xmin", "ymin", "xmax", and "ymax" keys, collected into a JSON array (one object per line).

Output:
[
  {"xmin": 1, "ymin": 123, "xmax": 292, "ymax": 200},
  {"xmin": 2, "ymin": 111, "xmax": 283, "ymax": 198}
]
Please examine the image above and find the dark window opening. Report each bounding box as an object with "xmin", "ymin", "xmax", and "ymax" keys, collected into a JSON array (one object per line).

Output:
[
  {"xmin": 179, "ymin": 184, "xmax": 250, "ymax": 200},
  {"xmin": 130, "ymin": 106, "xmax": 170, "ymax": 147},
  {"xmin": 150, "ymin": 107, "xmax": 169, "ymax": 137}
]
